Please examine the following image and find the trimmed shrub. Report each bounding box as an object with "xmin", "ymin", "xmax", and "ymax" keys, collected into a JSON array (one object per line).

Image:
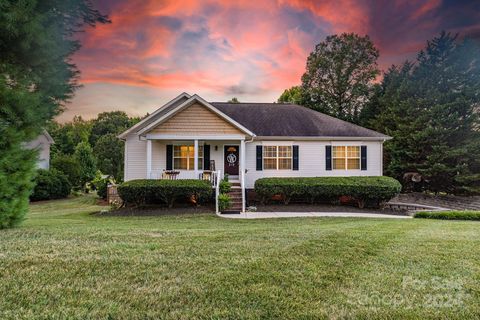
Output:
[
  {"xmin": 118, "ymin": 179, "xmax": 212, "ymax": 208},
  {"xmin": 219, "ymin": 179, "xmax": 231, "ymax": 194},
  {"xmin": 415, "ymin": 210, "xmax": 480, "ymax": 221},
  {"xmin": 254, "ymin": 176, "xmax": 401, "ymax": 208},
  {"xmin": 30, "ymin": 169, "xmax": 72, "ymax": 201},
  {"xmin": 218, "ymin": 193, "xmax": 231, "ymax": 212}
]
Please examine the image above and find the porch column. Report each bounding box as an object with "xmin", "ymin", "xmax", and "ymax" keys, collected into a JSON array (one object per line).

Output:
[
  {"xmin": 194, "ymin": 139, "xmax": 199, "ymax": 179},
  {"xmin": 146, "ymin": 139, "xmax": 152, "ymax": 179},
  {"xmin": 240, "ymin": 139, "xmax": 246, "ymax": 213}
]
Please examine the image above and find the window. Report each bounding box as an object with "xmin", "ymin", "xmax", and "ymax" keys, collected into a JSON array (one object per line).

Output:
[
  {"xmin": 332, "ymin": 146, "xmax": 360, "ymax": 170},
  {"xmin": 173, "ymin": 145, "xmax": 203, "ymax": 170},
  {"xmin": 263, "ymin": 146, "xmax": 292, "ymax": 170}
]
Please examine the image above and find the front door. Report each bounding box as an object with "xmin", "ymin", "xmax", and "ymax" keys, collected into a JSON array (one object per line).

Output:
[{"xmin": 224, "ymin": 145, "xmax": 239, "ymax": 176}]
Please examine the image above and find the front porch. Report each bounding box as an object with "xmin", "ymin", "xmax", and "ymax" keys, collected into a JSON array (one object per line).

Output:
[{"xmin": 144, "ymin": 135, "xmax": 247, "ymax": 212}]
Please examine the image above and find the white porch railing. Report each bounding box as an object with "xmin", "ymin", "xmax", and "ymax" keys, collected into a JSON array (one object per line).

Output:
[{"xmin": 213, "ymin": 170, "xmax": 221, "ymax": 215}]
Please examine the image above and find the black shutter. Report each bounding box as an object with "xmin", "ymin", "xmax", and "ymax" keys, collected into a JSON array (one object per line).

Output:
[
  {"xmin": 256, "ymin": 145, "xmax": 263, "ymax": 171},
  {"xmin": 325, "ymin": 145, "xmax": 332, "ymax": 171},
  {"xmin": 166, "ymin": 145, "xmax": 173, "ymax": 170},
  {"xmin": 203, "ymin": 145, "xmax": 210, "ymax": 170},
  {"xmin": 361, "ymin": 145, "xmax": 367, "ymax": 170},
  {"xmin": 292, "ymin": 145, "xmax": 299, "ymax": 170}
]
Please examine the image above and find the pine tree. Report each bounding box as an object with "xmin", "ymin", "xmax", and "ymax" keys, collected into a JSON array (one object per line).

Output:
[
  {"xmin": 372, "ymin": 32, "xmax": 480, "ymax": 194},
  {"xmin": 0, "ymin": 0, "xmax": 108, "ymax": 228}
]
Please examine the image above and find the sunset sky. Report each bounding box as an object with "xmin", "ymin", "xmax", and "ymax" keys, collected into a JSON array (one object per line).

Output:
[{"xmin": 63, "ymin": 0, "xmax": 480, "ymax": 122}]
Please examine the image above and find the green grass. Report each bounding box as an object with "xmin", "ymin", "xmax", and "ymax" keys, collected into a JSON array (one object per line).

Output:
[
  {"xmin": 415, "ymin": 210, "xmax": 480, "ymax": 221},
  {"xmin": 1, "ymin": 195, "xmax": 480, "ymax": 319}
]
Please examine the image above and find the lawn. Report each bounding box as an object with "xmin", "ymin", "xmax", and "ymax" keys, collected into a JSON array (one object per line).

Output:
[{"xmin": 1, "ymin": 196, "xmax": 480, "ymax": 319}]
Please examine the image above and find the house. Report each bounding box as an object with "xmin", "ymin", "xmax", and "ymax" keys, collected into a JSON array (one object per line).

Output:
[
  {"xmin": 25, "ymin": 130, "xmax": 55, "ymax": 169},
  {"xmin": 118, "ymin": 93, "xmax": 390, "ymax": 212}
]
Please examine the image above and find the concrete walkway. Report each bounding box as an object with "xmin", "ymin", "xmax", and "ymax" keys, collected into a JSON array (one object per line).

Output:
[{"xmin": 219, "ymin": 212, "xmax": 412, "ymax": 219}]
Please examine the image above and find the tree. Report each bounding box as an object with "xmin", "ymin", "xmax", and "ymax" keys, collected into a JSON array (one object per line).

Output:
[
  {"xmin": 371, "ymin": 32, "xmax": 480, "ymax": 194},
  {"xmin": 48, "ymin": 116, "xmax": 92, "ymax": 156},
  {"xmin": 74, "ymin": 142, "xmax": 97, "ymax": 191},
  {"xmin": 89, "ymin": 111, "xmax": 132, "ymax": 146},
  {"xmin": 51, "ymin": 153, "xmax": 82, "ymax": 188},
  {"xmin": 278, "ymin": 86, "xmax": 302, "ymax": 104},
  {"xmin": 227, "ymin": 97, "xmax": 240, "ymax": 103},
  {"xmin": 0, "ymin": 0, "xmax": 108, "ymax": 228},
  {"xmin": 94, "ymin": 134, "xmax": 124, "ymax": 181},
  {"xmin": 301, "ymin": 33, "xmax": 380, "ymax": 123}
]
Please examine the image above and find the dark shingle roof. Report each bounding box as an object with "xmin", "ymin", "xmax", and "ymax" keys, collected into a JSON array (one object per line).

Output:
[{"xmin": 211, "ymin": 102, "xmax": 389, "ymax": 138}]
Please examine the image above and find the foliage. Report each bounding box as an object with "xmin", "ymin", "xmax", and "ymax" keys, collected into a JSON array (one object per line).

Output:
[
  {"xmin": 51, "ymin": 153, "xmax": 82, "ymax": 188},
  {"xmin": 118, "ymin": 179, "xmax": 212, "ymax": 208},
  {"xmin": 91, "ymin": 171, "xmax": 115, "ymax": 199},
  {"xmin": 74, "ymin": 142, "xmax": 97, "ymax": 190},
  {"xmin": 254, "ymin": 177, "xmax": 401, "ymax": 207},
  {"xmin": 278, "ymin": 86, "xmax": 303, "ymax": 104},
  {"xmin": 0, "ymin": 0, "xmax": 108, "ymax": 228},
  {"xmin": 301, "ymin": 33, "xmax": 380, "ymax": 124},
  {"xmin": 30, "ymin": 169, "xmax": 71, "ymax": 201},
  {"xmin": 227, "ymin": 97, "xmax": 240, "ymax": 103},
  {"xmin": 218, "ymin": 193, "xmax": 231, "ymax": 212},
  {"xmin": 47, "ymin": 116, "xmax": 92, "ymax": 156},
  {"xmin": 415, "ymin": 210, "xmax": 480, "ymax": 221},
  {"xmin": 368, "ymin": 32, "xmax": 480, "ymax": 194},
  {"xmin": 89, "ymin": 111, "xmax": 133, "ymax": 146},
  {"xmin": 93, "ymin": 133, "xmax": 125, "ymax": 182},
  {"xmin": 219, "ymin": 179, "xmax": 231, "ymax": 194}
]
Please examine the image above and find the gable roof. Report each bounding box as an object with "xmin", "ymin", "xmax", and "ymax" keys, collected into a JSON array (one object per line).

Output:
[
  {"xmin": 118, "ymin": 92, "xmax": 191, "ymax": 139},
  {"xmin": 211, "ymin": 102, "xmax": 390, "ymax": 139},
  {"xmin": 135, "ymin": 94, "xmax": 255, "ymax": 137}
]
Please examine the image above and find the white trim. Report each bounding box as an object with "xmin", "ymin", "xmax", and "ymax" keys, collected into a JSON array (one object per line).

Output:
[
  {"xmin": 137, "ymin": 94, "xmax": 256, "ymax": 137},
  {"xmin": 42, "ymin": 130, "xmax": 55, "ymax": 144},
  {"xmin": 146, "ymin": 140, "xmax": 152, "ymax": 179},
  {"xmin": 262, "ymin": 145, "xmax": 293, "ymax": 171},
  {"xmin": 194, "ymin": 139, "xmax": 199, "ymax": 179},
  {"xmin": 146, "ymin": 134, "xmax": 246, "ymax": 140},
  {"xmin": 118, "ymin": 92, "xmax": 191, "ymax": 139},
  {"xmin": 254, "ymin": 136, "xmax": 391, "ymax": 141},
  {"xmin": 240, "ymin": 139, "xmax": 246, "ymax": 213}
]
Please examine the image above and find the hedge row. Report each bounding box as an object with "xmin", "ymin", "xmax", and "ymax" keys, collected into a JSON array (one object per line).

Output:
[
  {"xmin": 414, "ymin": 210, "xmax": 480, "ymax": 221},
  {"xmin": 254, "ymin": 176, "xmax": 402, "ymax": 208},
  {"xmin": 118, "ymin": 179, "xmax": 212, "ymax": 208}
]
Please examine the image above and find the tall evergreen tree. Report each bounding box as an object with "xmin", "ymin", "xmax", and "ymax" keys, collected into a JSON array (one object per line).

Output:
[
  {"xmin": 372, "ymin": 32, "xmax": 480, "ymax": 194},
  {"xmin": 0, "ymin": 1, "xmax": 108, "ymax": 228}
]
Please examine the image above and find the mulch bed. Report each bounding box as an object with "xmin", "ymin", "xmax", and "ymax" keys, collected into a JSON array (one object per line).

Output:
[{"xmin": 97, "ymin": 204, "xmax": 215, "ymax": 216}]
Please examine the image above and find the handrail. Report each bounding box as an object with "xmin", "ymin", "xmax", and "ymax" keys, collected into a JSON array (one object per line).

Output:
[{"xmin": 215, "ymin": 169, "xmax": 221, "ymax": 215}]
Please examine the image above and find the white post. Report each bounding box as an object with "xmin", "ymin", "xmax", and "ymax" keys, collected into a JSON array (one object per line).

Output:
[
  {"xmin": 194, "ymin": 139, "xmax": 199, "ymax": 179},
  {"xmin": 240, "ymin": 139, "xmax": 246, "ymax": 213},
  {"xmin": 146, "ymin": 139, "xmax": 152, "ymax": 179}
]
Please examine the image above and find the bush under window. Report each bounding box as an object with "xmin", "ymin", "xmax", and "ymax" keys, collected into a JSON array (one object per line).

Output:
[
  {"xmin": 254, "ymin": 176, "xmax": 401, "ymax": 208},
  {"xmin": 30, "ymin": 169, "xmax": 72, "ymax": 201},
  {"xmin": 118, "ymin": 179, "xmax": 212, "ymax": 208}
]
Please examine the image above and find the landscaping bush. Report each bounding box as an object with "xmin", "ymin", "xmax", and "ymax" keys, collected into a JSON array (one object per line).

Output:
[
  {"xmin": 30, "ymin": 169, "xmax": 72, "ymax": 201},
  {"xmin": 118, "ymin": 179, "xmax": 212, "ymax": 208},
  {"xmin": 218, "ymin": 193, "xmax": 231, "ymax": 212},
  {"xmin": 219, "ymin": 179, "xmax": 231, "ymax": 194},
  {"xmin": 91, "ymin": 171, "xmax": 115, "ymax": 200},
  {"xmin": 254, "ymin": 176, "xmax": 401, "ymax": 208},
  {"xmin": 415, "ymin": 210, "xmax": 480, "ymax": 221}
]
